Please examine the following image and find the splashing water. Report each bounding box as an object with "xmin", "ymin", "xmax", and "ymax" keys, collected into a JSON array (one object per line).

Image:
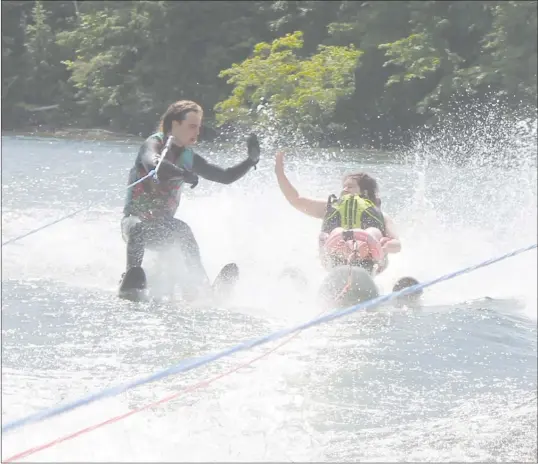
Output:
[
  {"xmin": 389, "ymin": 103, "xmax": 537, "ymax": 315},
  {"xmin": 1, "ymin": 100, "xmax": 536, "ymax": 462}
]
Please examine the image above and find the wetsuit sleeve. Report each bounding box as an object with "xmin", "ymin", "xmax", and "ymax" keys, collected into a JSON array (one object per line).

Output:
[
  {"xmin": 138, "ymin": 137, "xmax": 186, "ymax": 182},
  {"xmin": 191, "ymin": 153, "xmax": 255, "ymax": 184}
]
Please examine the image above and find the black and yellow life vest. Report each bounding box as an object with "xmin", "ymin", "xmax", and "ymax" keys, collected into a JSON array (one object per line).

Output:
[
  {"xmin": 321, "ymin": 193, "xmax": 385, "ymax": 234},
  {"xmin": 124, "ymin": 132, "xmax": 194, "ymax": 219}
]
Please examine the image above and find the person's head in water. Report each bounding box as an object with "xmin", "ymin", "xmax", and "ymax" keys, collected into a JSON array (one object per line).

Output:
[
  {"xmin": 342, "ymin": 172, "xmax": 381, "ymax": 207},
  {"xmin": 393, "ymin": 277, "xmax": 422, "ymax": 307},
  {"xmin": 158, "ymin": 100, "xmax": 203, "ymax": 148}
]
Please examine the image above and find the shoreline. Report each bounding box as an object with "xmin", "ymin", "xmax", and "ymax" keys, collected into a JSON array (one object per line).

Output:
[
  {"xmin": 2, "ymin": 127, "xmax": 144, "ymax": 142},
  {"xmin": 1, "ymin": 126, "xmax": 401, "ymax": 156}
]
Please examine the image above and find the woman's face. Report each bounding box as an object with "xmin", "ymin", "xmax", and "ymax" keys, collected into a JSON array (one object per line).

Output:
[{"xmin": 171, "ymin": 111, "xmax": 202, "ymax": 147}]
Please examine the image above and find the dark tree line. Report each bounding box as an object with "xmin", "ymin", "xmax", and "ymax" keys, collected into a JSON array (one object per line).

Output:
[{"xmin": 2, "ymin": 1, "xmax": 536, "ymax": 148}]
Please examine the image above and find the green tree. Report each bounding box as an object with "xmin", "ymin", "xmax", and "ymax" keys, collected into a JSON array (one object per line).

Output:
[
  {"xmin": 377, "ymin": 2, "xmax": 495, "ymax": 114},
  {"xmin": 481, "ymin": 1, "xmax": 537, "ymax": 101},
  {"xmin": 24, "ymin": 0, "xmax": 64, "ymax": 106},
  {"xmin": 1, "ymin": 0, "xmax": 535, "ymax": 147},
  {"xmin": 2, "ymin": 1, "xmax": 34, "ymax": 127},
  {"xmin": 2, "ymin": 1, "xmax": 77, "ymax": 128},
  {"xmin": 57, "ymin": 1, "xmax": 165, "ymax": 131},
  {"xmin": 325, "ymin": 1, "xmax": 417, "ymax": 144},
  {"xmin": 55, "ymin": 0, "xmax": 271, "ymax": 134},
  {"xmin": 215, "ymin": 31, "xmax": 362, "ymax": 142},
  {"xmin": 266, "ymin": 0, "xmax": 343, "ymax": 55}
]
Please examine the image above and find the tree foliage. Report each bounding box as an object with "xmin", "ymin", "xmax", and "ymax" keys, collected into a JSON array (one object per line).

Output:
[
  {"xmin": 1, "ymin": 0, "xmax": 536, "ymax": 147},
  {"xmin": 215, "ymin": 31, "xmax": 361, "ymax": 139}
]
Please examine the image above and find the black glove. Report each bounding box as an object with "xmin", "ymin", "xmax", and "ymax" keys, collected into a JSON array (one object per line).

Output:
[
  {"xmin": 247, "ymin": 133, "xmax": 260, "ymax": 167},
  {"xmin": 180, "ymin": 169, "xmax": 199, "ymax": 189}
]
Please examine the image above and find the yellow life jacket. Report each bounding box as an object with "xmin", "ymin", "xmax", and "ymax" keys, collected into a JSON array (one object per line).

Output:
[{"xmin": 322, "ymin": 193, "xmax": 385, "ymax": 232}]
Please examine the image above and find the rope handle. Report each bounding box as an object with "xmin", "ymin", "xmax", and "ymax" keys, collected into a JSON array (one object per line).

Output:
[{"xmin": 152, "ymin": 135, "xmax": 175, "ymax": 183}]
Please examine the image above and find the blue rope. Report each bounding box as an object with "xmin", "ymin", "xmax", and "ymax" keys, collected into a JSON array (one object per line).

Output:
[
  {"xmin": 1, "ymin": 169, "xmax": 157, "ymax": 247},
  {"xmin": 2, "ymin": 134, "xmax": 177, "ymax": 247},
  {"xmin": 3, "ymin": 242, "xmax": 536, "ymax": 434}
]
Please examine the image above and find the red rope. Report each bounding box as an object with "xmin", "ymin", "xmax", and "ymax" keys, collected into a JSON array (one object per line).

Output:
[
  {"xmin": 4, "ymin": 328, "xmax": 306, "ymax": 462},
  {"xmin": 334, "ymin": 262, "xmax": 354, "ymax": 303}
]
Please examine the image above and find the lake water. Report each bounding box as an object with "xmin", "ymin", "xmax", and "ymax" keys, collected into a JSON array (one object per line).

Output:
[{"xmin": 1, "ymin": 124, "xmax": 537, "ymax": 462}]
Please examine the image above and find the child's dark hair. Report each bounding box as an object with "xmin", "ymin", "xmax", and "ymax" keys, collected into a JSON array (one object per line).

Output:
[{"xmin": 344, "ymin": 172, "xmax": 381, "ymax": 207}]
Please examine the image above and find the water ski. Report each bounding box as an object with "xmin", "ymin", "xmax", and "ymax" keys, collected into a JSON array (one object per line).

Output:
[
  {"xmin": 118, "ymin": 262, "xmax": 240, "ymax": 305},
  {"xmin": 118, "ymin": 266, "xmax": 149, "ymax": 302},
  {"xmin": 318, "ymin": 265, "xmax": 379, "ymax": 309}
]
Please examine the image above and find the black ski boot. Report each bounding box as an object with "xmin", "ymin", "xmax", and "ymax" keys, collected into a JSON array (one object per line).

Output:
[{"xmin": 118, "ymin": 266, "xmax": 148, "ymax": 302}]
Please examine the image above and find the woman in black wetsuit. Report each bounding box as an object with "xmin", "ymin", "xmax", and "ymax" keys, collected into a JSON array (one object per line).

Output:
[{"xmin": 119, "ymin": 100, "xmax": 261, "ymax": 300}]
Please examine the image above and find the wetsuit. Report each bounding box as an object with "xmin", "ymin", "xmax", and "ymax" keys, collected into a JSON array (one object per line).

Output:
[{"xmin": 121, "ymin": 132, "xmax": 257, "ymax": 293}]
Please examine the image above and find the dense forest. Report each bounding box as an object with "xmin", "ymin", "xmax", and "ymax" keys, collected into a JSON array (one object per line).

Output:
[{"xmin": 2, "ymin": 0, "xmax": 537, "ymax": 148}]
